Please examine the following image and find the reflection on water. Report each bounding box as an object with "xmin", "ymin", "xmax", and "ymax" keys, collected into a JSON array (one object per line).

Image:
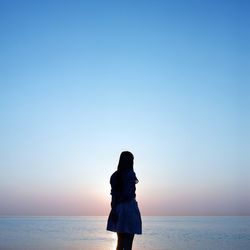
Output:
[{"xmin": 0, "ymin": 216, "xmax": 249, "ymax": 250}]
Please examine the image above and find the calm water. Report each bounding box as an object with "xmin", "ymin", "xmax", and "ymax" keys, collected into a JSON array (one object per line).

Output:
[{"xmin": 0, "ymin": 216, "xmax": 249, "ymax": 250}]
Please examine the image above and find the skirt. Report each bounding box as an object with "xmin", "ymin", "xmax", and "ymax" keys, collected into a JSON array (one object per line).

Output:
[{"xmin": 107, "ymin": 199, "xmax": 142, "ymax": 234}]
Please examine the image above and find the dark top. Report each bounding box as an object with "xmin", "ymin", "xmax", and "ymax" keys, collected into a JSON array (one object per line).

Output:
[{"xmin": 110, "ymin": 170, "xmax": 138, "ymax": 208}]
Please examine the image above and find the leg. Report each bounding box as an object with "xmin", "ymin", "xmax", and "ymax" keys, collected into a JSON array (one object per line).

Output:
[
  {"xmin": 116, "ymin": 233, "xmax": 124, "ymax": 250},
  {"xmin": 123, "ymin": 233, "xmax": 134, "ymax": 250}
]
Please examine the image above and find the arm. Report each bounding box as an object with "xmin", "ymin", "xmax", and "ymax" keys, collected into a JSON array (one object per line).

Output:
[{"xmin": 122, "ymin": 171, "xmax": 137, "ymax": 201}]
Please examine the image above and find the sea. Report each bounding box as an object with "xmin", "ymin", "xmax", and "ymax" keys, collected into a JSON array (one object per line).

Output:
[{"xmin": 0, "ymin": 216, "xmax": 249, "ymax": 250}]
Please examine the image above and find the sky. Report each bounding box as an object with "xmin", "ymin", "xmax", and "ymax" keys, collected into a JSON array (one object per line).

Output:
[{"xmin": 0, "ymin": 0, "xmax": 249, "ymax": 216}]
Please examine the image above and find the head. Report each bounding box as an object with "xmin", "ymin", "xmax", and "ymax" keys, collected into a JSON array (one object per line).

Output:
[{"xmin": 117, "ymin": 151, "xmax": 134, "ymax": 171}]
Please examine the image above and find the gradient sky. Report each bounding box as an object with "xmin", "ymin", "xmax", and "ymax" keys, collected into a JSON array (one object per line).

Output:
[{"xmin": 0, "ymin": 0, "xmax": 249, "ymax": 216}]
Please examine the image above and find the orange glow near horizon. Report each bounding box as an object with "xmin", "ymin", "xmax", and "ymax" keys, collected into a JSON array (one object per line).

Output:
[{"xmin": 1, "ymin": 184, "xmax": 249, "ymax": 216}]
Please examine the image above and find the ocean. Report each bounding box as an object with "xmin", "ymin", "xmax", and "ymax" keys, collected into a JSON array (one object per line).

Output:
[{"xmin": 0, "ymin": 216, "xmax": 249, "ymax": 250}]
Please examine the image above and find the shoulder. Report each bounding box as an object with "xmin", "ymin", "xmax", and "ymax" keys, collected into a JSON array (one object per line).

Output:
[
  {"xmin": 127, "ymin": 170, "xmax": 138, "ymax": 181},
  {"xmin": 110, "ymin": 171, "xmax": 118, "ymax": 183},
  {"xmin": 127, "ymin": 170, "xmax": 136, "ymax": 177}
]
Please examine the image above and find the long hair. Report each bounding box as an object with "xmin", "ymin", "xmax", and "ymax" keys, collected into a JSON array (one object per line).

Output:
[
  {"xmin": 117, "ymin": 151, "xmax": 134, "ymax": 171},
  {"xmin": 114, "ymin": 151, "xmax": 137, "ymax": 194}
]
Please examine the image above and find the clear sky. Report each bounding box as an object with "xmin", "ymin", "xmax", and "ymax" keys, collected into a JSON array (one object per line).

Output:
[{"xmin": 0, "ymin": 0, "xmax": 249, "ymax": 216}]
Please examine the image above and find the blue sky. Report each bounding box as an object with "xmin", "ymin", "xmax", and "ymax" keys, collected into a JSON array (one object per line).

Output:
[{"xmin": 0, "ymin": 0, "xmax": 249, "ymax": 215}]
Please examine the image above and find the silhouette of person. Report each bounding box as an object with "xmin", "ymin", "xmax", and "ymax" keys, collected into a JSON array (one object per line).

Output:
[{"xmin": 107, "ymin": 151, "xmax": 142, "ymax": 250}]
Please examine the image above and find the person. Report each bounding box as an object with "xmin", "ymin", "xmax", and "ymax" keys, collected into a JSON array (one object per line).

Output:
[{"xmin": 107, "ymin": 151, "xmax": 142, "ymax": 250}]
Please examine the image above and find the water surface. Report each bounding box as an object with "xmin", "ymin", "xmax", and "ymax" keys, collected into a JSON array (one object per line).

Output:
[{"xmin": 0, "ymin": 216, "xmax": 249, "ymax": 250}]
